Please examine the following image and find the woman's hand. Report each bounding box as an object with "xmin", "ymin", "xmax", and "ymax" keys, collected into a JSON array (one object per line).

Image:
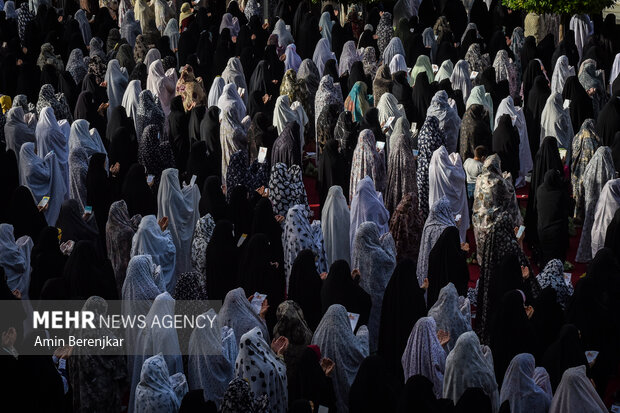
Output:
[
  {"xmin": 525, "ymin": 305, "xmax": 534, "ymax": 319},
  {"xmin": 437, "ymin": 329, "xmax": 450, "ymax": 346},
  {"xmin": 259, "ymin": 298, "xmax": 269, "ymax": 320},
  {"xmin": 521, "ymin": 265, "xmax": 530, "ymax": 280},
  {"xmin": 158, "ymin": 216, "xmax": 169, "ymax": 232},
  {"xmin": 110, "ymin": 162, "xmax": 120, "ymax": 176},
  {"xmin": 320, "ymin": 357, "xmax": 335, "ymax": 376},
  {"xmin": 271, "ymin": 336, "xmax": 289, "ymax": 356}
]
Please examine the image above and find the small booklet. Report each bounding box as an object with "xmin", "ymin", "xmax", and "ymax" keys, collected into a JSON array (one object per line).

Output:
[
  {"xmin": 257, "ymin": 147, "xmax": 268, "ymax": 163},
  {"xmin": 347, "ymin": 312, "xmax": 360, "ymax": 331},
  {"xmin": 563, "ymin": 272, "xmax": 572, "ymax": 287},
  {"xmin": 237, "ymin": 233, "xmax": 248, "ymax": 247},
  {"xmin": 585, "ymin": 350, "xmax": 599, "ymax": 364},
  {"xmin": 251, "ymin": 293, "xmax": 267, "ymax": 314},
  {"xmin": 382, "ymin": 116, "xmax": 395, "ymax": 132},
  {"xmin": 470, "ymin": 70, "xmax": 478, "ymax": 79},
  {"xmin": 516, "ymin": 225, "xmax": 525, "ymax": 239},
  {"xmin": 38, "ymin": 196, "xmax": 50, "ymax": 208},
  {"xmin": 559, "ymin": 148, "xmax": 567, "ymax": 160}
]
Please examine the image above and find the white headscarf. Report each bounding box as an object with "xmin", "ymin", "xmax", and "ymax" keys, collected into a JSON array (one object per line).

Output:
[
  {"xmin": 188, "ymin": 309, "xmax": 237, "ymax": 408},
  {"xmin": 313, "ymin": 37, "xmax": 337, "ymax": 77},
  {"xmin": 590, "ymin": 178, "xmax": 620, "ymax": 257},
  {"xmin": 163, "ymin": 18, "xmax": 179, "ymax": 55},
  {"xmin": 499, "ymin": 353, "xmax": 552, "ymax": 413},
  {"xmin": 435, "ymin": 60, "xmax": 454, "ymax": 83},
  {"xmin": 401, "ymin": 317, "xmax": 447, "ymax": 397},
  {"xmin": 534, "ymin": 367, "xmax": 553, "ymax": 398},
  {"xmin": 121, "ymin": 254, "xmax": 162, "ymax": 413},
  {"xmin": 321, "ymin": 185, "xmax": 351, "ymax": 266},
  {"xmin": 217, "ymin": 83, "xmax": 246, "ymax": 122},
  {"xmin": 443, "ymin": 331, "xmax": 500, "ymax": 412},
  {"xmin": 389, "ymin": 54, "xmax": 407, "ymax": 76},
  {"xmin": 284, "ymin": 44, "xmax": 302, "ymax": 73},
  {"xmin": 609, "ymin": 53, "xmax": 620, "ymax": 94},
  {"xmin": 147, "ymin": 60, "xmax": 177, "ymax": 116},
  {"xmin": 540, "ymin": 92, "xmax": 574, "ymax": 150},
  {"xmin": 271, "ymin": 19, "xmax": 293, "ymax": 47},
  {"xmin": 208, "ymin": 77, "xmax": 226, "ymax": 108},
  {"xmin": 134, "ymin": 0, "xmax": 154, "ymax": 34},
  {"xmin": 282, "ymin": 204, "xmax": 328, "ymax": 291},
  {"xmin": 428, "ymin": 146, "xmax": 469, "ymax": 240},
  {"xmin": 318, "ymin": 12, "xmax": 333, "ymax": 47},
  {"xmin": 382, "ymin": 37, "xmax": 406, "ymax": 69},
  {"xmin": 134, "ymin": 354, "xmax": 187, "ymax": 413},
  {"xmin": 74, "ymin": 9, "xmax": 92, "ymax": 45},
  {"xmin": 122, "ymin": 79, "xmax": 142, "ymax": 132},
  {"xmin": 551, "ymin": 55, "xmax": 575, "ymax": 95},
  {"xmin": 417, "ymin": 197, "xmax": 456, "ymax": 285},
  {"xmin": 18, "ymin": 142, "xmax": 66, "ymax": 224},
  {"xmin": 218, "ymin": 287, "xmax": 269, "ymax": 346},
  {"xmin": 35, "ymin": 107, "xmax": 69, "ymax": 177},
  {"xmin": 5, "ymin": 106, "xmax": 35, "ymax": 162},
  {"xmin": 351, "ymin": 222, "xmax": 396, "ymax": 353},
  {"xmin": 221, "ymin": 57, "xmax": 248, "ymax": 107},
  {"xmin": 69, "ymin": 119, "xmax": 107, "ymax": 158},
  {"xmin": 549, "ymin": 365, "xmax": 607, "ymax": 413},
  {"xmin": 218, "ymin": 85, "xmax": 249, "ymax": 181},
  {"xmin": 156, "ymin": 168, "xmax": 200, "ymax": 287},
  {"xmin": 450, "ymin": 59, "xmax": 472, "ymax": 103},
  {"xmin": 0, "ymin": 223, "xmax": 32, "ymax": 297},
  {"xmin": 494, "ymin": 96, "xmax": 533, "ymax": 187},
  {"xmin": 339, "ymin": 40, "xmax": 361, "ymax": 76},
  {"xmin": 152, "ymin": 0, "xmax": 174, "ymax": 33},
  {"xmin": 466, "ymin": 85, "xmax": 494, "ymax": 129},
  {"xmin": 120, "ymin": 8, "xmax": 140, "ymax": 47},
  {"xmin": 426, "ymin": 90, "xmax": 461, "ymax": 153},
  {"xmin": 569, "ymin": 14, "xmax": 593, "ymax": 60},
  {"xmin": 105, "ymin": 59, "xmax": 129, "ymax": 115},
  {"xmin": 427, "ymin": 283, "xmax": 471, "ymax": 352},
  {"xmin": 273, "ymin": 95, "xmax": 307, "ymax": 148},
  {"xmin": 130, "ymin": 216, "xmax": 176, "ymax": 294},
  {"xmin": 311, "ymin": 304, "xmax": 369, "ymax": 413},
  {"xmin": 235, "ymin": 327, "xmax": 288, "ymax": 413},
  {"xmin": 143, "ymin": 49, "xmax": 161, "ymax": 72},
  {"xmin": 68, "ymin": 146, "xmax": 89, "ymax": 210},
  {"xmin": 219, "ymin": 13, "xmax": 240, "ymax": 36},
  {"xmin": 130, "ymin": 291, "xmax": 185, "ymax": 412},
  {"xmin": 349, "ymin": 176, "xmax": 390, "ymax": 252},
  {"xmin": 376, "ymin": 93, "xmax": 406, "ymax": 136}
]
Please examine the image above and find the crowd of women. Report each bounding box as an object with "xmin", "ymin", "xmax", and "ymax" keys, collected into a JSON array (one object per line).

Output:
[{"xmin": 0, "ymin": 0, "xmax": 620, "ymax": 411}]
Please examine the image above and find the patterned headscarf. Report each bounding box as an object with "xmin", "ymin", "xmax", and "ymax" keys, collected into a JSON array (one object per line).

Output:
[
  {"xmin": 349, "ymin": 129, "xmax": 386, "ymax": 201},
  {"xmin": 416, "ymin": 116, "xmax": 446, "ymax": 220},
  {"xmin": 282, "ymin": 204, "xmax": 327, "ymax": 290}
]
